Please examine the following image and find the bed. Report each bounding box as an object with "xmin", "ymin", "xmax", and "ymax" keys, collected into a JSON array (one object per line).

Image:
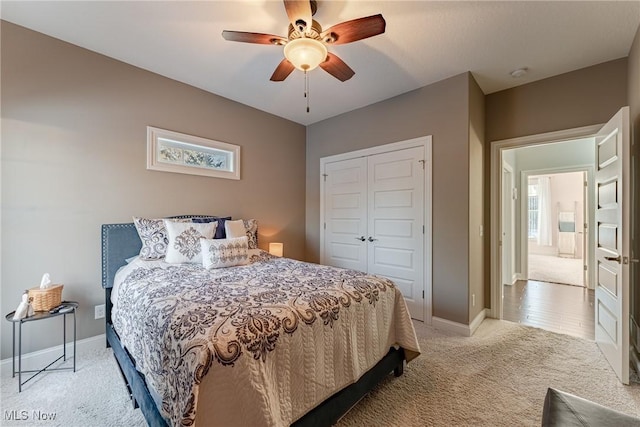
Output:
[{"xmin": 101, "ymin": 216, "xmax": 420, "ymax": 426}]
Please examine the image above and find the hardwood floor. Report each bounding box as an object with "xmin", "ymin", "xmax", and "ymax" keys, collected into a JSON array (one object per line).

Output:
[{"xmin": 503, "ymin": 280, "xmax": 595, "ymax": 340}]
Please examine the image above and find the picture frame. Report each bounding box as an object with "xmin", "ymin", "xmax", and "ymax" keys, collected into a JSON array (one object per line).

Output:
[{"xmin": 146, "ymin": 126, "xmax": 240, "ymax": 180}]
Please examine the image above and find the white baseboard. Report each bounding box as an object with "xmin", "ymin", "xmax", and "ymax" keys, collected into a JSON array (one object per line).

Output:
[
  {"xmin": 503, "ymin": 274, "xmax": 522, "ymax": 286},
  {"xmin": 432, "ymin": 309, "xmax": 487, "ymax": 337},
  {"xmin": 1, "ymin": 334, "xmax": 106, "ymax": 377},
  {"xmin": 469, "ymin": 309, "xmax": 488, "ymax": 335}
]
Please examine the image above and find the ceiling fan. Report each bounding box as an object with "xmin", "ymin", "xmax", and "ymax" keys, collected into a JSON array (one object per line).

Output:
[{"xmin": 222, "ymin": 0, "xmax": 386, "ymax": 82}]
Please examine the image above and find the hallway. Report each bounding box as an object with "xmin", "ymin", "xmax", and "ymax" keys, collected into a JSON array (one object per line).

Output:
[{"xmin": 503, "ymin": 280, "xmax": 594, "ymax": 340}]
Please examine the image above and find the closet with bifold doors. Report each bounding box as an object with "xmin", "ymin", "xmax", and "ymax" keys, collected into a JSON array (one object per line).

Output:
[{"xmin": 319, "ymin": 137, "xmax": 432, "ymax": 321}]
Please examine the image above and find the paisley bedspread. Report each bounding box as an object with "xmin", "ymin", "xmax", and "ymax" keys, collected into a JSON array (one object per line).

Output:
[{"xmin": 112, "ymin": 251, "xmax": 420, "ymax": 427}]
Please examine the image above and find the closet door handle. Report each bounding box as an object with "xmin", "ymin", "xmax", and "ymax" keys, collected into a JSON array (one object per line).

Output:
[
  {"xmin": 355, "ymin": 236, "xmax": 366, "ymax": 242},
  {"xmin": 367, "ymin": 237, "xmax": 378, "ymax": 242}
]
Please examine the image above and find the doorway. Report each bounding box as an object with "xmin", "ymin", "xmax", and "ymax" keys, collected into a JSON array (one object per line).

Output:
[
  {"xmin": 499, "ymin": 141, "xmax": 595, "ymax": 340},
  {"xmin": 491, "ymin": 128, "xmax": 599, "ymax": 322},
  {"xmin": 526, "ymin": 171, "xmax": 587, "ymax": 288}
]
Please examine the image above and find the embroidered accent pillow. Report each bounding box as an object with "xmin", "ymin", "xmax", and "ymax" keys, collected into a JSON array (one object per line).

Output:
[
  {"xmin": 133, "ymin": 217, "xmax": 190, "ymax": 260},
  {"xmin": 224, "ymin": 219, "xmax": 259, "ymax": 249},
  {"xmin": 164, "ymin": 220, "xmax": 216, "ymax": 264},
  {"xmin": 201, "ymin": 236, "xmax": 249, "ymax": 269}
]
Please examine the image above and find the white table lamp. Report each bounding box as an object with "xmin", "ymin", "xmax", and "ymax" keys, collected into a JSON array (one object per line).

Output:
[{"xmin": 269, "ymin": 242, "xmax": 283, "ymax": 257}]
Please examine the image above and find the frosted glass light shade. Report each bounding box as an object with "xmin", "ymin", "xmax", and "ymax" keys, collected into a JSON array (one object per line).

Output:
[
  {"xmin": 269, "ymin": 242, "xmax": 284, "ymax": 257},
  {"xmin": 284, "ymin": 38, "xmax": 327, "ymax": 71}
]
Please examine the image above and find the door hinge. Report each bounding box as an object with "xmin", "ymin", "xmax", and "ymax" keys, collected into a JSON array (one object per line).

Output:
[
  {"xmin": 323, "ymin": 222, "xmax": 326, "ymax": 230},
  {"xmin": 322, "ymin": 173, "xmax": 328, "ymax": 182},
  {"xmin": 584, "ymin": 181, "xmax": 588, "ymax": 187},
  {"xmin": 422, "ymin": 290, "xmax": 425, "ymax": 299},
  {"xmin": 584, "ymin": 265, "xmax": 588, "ymax": 271},
  {"xmin": 422, "ymin": 225, "xmax": 425, "ymax": 234},
  {"xmin": 419, "ymin": 159, "xmax": 425, "ymax": 169}
]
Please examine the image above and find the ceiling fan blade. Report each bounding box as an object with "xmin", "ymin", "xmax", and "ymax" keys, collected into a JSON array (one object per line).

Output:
[
  {"xmin": 283, "ymin": 0, "xmax": 312, "ymax": 33},
  {"xmin": 319, "ymin": 53, "xmax": 355, "ymax": 82},
  {"xmin": 222, "ymin": 30, "xmax": 287, "ymax": 45},
  {"xmin": 321, "ymin": 14, "xmax": 386, "ymax": 45},
  {"xmin": 270, "ymin": 59, "xmax": 296, "ymax": 81}
]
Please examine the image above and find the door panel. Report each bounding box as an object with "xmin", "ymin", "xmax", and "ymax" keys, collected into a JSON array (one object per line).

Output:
[
  {"xmin": 373, "ymin": 246, "xmax": 414, "ymax": 268},
  {"xmin": 374, "ymin": 219, "xmax": 414, "ymax": 237},
  {"xmin": 368, "ymin": 147, "xmax": 425, "ymax": 320},
  {"xmin": 323, "ymin": 158, "xmax": 367, "ymax": 272},
  {"xmin": 595, "ymin": 106, "xmax": 630, "ymax": 384}
]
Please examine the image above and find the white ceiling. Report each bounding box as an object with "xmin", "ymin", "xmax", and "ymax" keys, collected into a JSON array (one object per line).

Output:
[{"xmin": 2, "ymin": 1, "xmax": 639, "ymax": 126}]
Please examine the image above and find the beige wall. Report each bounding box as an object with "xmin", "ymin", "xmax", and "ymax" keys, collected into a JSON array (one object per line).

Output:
[
  {"xmin": 468, "ymin": 75, "xmax": 485, "ymax": 321},
  {"xmin": 306, "ymin": 73, "xmax": 472, "ymax": 324},
  {"xmin": 0, "ymin": 22, "xmax": 306, "ymax": 359},
  {"xmin": 485, "ymin": 58, "xmax": 628, "ymax": 142},
  {"xmin": 483, "ymin": 59, "xmax": 628, "ymax": 306}
]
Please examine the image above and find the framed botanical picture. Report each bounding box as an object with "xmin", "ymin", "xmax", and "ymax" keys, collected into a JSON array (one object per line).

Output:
[{"xmin": 146, "ymin": 126, "xmax": 240, "ymax": 180}]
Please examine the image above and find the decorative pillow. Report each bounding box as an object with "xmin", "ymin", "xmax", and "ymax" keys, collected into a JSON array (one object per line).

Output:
[
  {"xmin": 243, "ymin": 219, "xmax": 258, "ymax": 249},
  {"xmin": 133, "ymin": 217, "xmax": 190, "ymax": 260},
  {"xmin": 224, "ymin": 219, "xmax": 258, "ymax": 249},
  {"xmin": 164, "ymin": 220, "xmax": 216, "ymax": 264},
  {"xmin": 192, "ymin": 216, "xmax": 231, "ymax": 239},
  {"xmin": 201, "ymin": 236, "xmax": 249, "ymax": 269}
]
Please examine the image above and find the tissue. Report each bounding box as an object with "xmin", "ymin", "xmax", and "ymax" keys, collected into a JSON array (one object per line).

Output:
[
  {"xmin": 40, "ymin": 273, "xmax": 51, "ymax": 289},
  {"xmin": 12, "ymin": 293, "xmax": 30, "ymax": 320}
]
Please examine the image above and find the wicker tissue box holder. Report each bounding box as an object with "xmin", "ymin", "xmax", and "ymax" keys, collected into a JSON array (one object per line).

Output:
[{"xmin": 28, "ymin": 284, "xmax": 63, "ymax": 311}]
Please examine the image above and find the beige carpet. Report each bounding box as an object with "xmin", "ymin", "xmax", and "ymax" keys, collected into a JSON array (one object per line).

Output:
[
  {"xmin": 528, "ymin": 254, "xmax": 584, "ymax": 286},
  {"xmin": 337, "ymin": 319, "xmax": 640, "ymax": 426},
  {"xmin": 2, "ymin": 320, "xmax": 639, "ymax": 426}
]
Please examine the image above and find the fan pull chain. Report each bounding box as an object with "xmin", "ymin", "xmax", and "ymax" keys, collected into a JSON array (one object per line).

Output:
[{"xmin": 304, "ymin": 70, "xmax": 310, "ymax": 113}]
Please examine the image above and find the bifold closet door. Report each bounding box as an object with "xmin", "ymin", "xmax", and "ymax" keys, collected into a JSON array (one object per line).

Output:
[
  {"xmin": 323, "ymin": 157, "xmax": 368, "ymax": 272},
  {"xmin": 367, "ymin": 147, "xmax": 425, "ymax": 320}
]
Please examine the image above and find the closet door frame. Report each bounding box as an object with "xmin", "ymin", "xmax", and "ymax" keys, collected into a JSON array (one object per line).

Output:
[{"xmin": 320, "ymin": 136, "xmax": 433, "ymax": 324}]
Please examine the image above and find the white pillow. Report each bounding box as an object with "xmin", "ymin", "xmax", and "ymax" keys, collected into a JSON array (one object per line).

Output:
[
  {"xmin": 164, "ymin": 220, "xmax": 216, "ymax": 264},
  {"xmin": 224, "ymin": 220, "xmax": 246, "ymax": 239},
  {"xmin": 201, "ymin": 236, "xmax": 249, "ymax": 269},
  {"xmin": 224, "ymin": 218, "xmax": 258, "ymax": 249}
]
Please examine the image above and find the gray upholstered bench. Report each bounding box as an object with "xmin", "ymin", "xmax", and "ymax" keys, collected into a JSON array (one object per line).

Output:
[{"xmin": 542, "ymin": 388, "xmax": 640, "ymax": 426}]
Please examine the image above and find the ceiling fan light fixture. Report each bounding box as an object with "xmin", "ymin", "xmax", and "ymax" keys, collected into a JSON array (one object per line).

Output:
[{"xmin": 284, "ymin": 38, "xmax": 327, "ymax": 71}]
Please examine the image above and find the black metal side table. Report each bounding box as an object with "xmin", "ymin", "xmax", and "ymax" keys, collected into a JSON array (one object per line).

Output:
[{"xmin": 5, "ymin": 301, "xmax": 78, "ymax": 392}]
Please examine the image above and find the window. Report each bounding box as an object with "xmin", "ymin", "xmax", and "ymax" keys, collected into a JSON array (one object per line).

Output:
[{"xmin": 528, "ymin": 183, "xmax": 538, "ymax": 239}]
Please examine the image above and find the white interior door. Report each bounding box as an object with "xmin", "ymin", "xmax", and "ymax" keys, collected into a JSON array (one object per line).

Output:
[
  {"xmin": 323, "ymin": 157, "xmax": 368, "ymax": 272},
  {"xmin": 367, "ymin": 147, "xmax": 425, "ymax": 321},
  {"xmin": 595, "ymin": 106, "xmax": 630, "ymax": 384}
]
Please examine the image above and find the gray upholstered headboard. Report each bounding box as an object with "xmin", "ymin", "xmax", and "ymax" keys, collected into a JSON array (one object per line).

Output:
[
  {"xmin": 101, "ymin": 215, "xmax": 227, "ymax": 289},
  {"xmin": 101, "ymin": 223, "xmax": 141, "ymax": 289}
]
